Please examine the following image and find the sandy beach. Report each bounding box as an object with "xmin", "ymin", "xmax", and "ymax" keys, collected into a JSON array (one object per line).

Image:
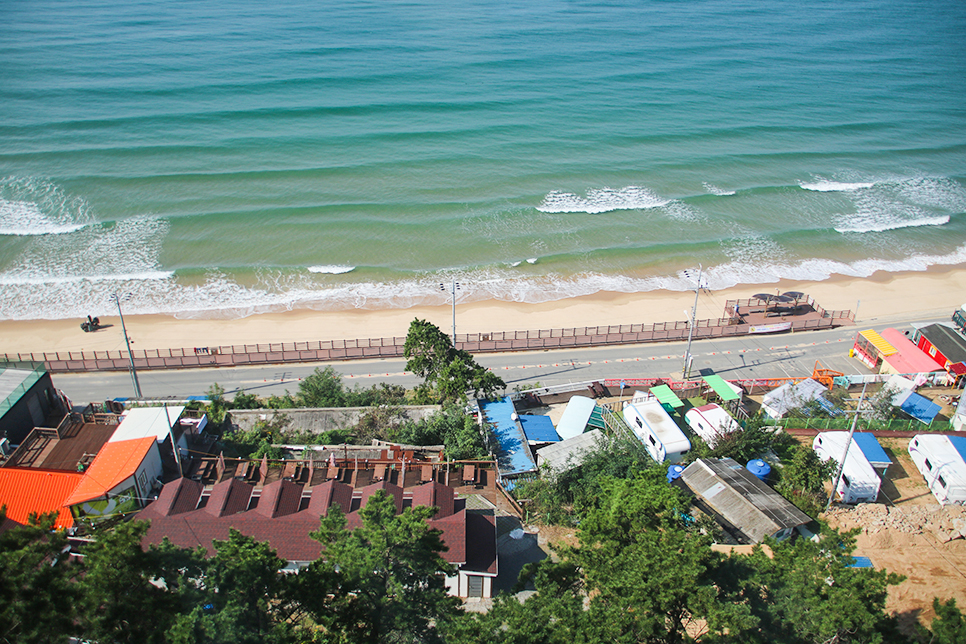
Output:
[{"xmin": 3, "ymin": 266, "xmax": 965, "ymax": 357}]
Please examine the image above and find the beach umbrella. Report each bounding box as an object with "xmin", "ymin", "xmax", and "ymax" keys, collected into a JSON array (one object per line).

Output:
[
  {"xmin": 771, "ymin": 294, "xmax": 794, "ymax": 303},
  {"xmin": 782, "ymin": 291, "xmax": 805, "ymax": 301},
  {"xmin": 752, "ymin": 293, "xmax": 776, "ymax": 302}
]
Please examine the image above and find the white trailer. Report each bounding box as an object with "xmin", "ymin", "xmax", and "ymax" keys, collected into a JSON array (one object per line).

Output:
[
  {"xmin": 908, "ymin": 434, "xmax": 966, "ymax": 506},
  {"xmin": 684, "ymin": 403, "xmax": 741, "ymax": 448},
  {"xmin": 812, "ymin": 432, "xmax": 881, "ymax": 504},
  {"xmin": 623, "ymin": 399, "xmax": 691, "ymax": 464}
]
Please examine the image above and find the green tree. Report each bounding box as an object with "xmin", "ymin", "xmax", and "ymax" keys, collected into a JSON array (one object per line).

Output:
[
  {"xmin": 924, "ymin": 597, "xmax": 966, "ymax": 644},
  {"xmin": 404, "ymin": 318, "xmax": 505, "ymax": 403},
  {"xmin": 692, "ymin": 416, "xmax": 793, "ymax": 464},
  {"xmin": 304, "ymin": 489, "xmax": 461, "ymax": 643},
  {"xmin": 232, "ymin": 389, "xmax": 262, "ymax": 409},
  {"xmin": 0, "ymin": 510, "xmax": 77, "ymax": 644},
  {"xmin": 167, "ymin": 530, "xmax": 296, "ymax": 644},
  {"xmin": 775, "ymin": 445, "xmax": 836, "ymax": 518},
  {"xmin": 395, "ymin": 405, "xmax": 488, "ymax": 461},
  {"xmin": 739, "ymin": 529, "xmax": 904, "ymax": 643},
  {"xmin": 566, "ymin": 471, "xmax": 756, "ymax": 642},
  {"xmin": 443, "ymin": 560, "xmax": 589, "ymax": 644},
  {"xmin": 77, "ymin": 520, "xmax": 178, "ymax": 644},
  {"xmin": 206, "ymin": 383, "xmax": 228, "ymax": 425}
]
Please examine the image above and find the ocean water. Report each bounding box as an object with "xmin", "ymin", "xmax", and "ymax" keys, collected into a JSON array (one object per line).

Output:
[{"xmin": 1, "ymin": 0, "xmax": 965, "ymax": 320}]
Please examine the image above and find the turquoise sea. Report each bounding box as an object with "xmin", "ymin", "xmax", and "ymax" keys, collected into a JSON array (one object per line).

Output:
[{"xmin": 1, "ymin": 0, "xmax": 965, "ymax": 320}]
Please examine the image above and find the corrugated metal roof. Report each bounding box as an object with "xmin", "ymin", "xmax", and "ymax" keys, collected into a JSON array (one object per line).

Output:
[
  {"xmin": 519, "ymin": 415, "xmax": 560, "ymax": 443},
  {"xmin": 64, "ymin": 437, "xmax": 158, "ymax": 506},
  {"xmin": 480, "ymin": 397, "xmax": 537, "ymax": 477},
  {"xmin": 680, "ymin": 458, "xmax": 811, "ymax": 543},
  {"xmin": 0, "ymin": 467, "xmax": 82, "ymax": 529},
  {"xmin": 851, "ymin": 433, "xmax": 892, "ymax": 469},
  {"xmin": 859, "ymin": 329, "xmax": 897, "ymax": 356},
  {"xmin": 536, "ymin": 429, "xmax": 603, "ymax": 473},
  {"xmin": 879, "ymin": 328, "xmax": 945, "ymax": 374},
  {"xmin": 650, "ymin": 384, "xmax": 684, "ymax": 408},
  {"xmin": 702, "ymin": 375, "xmax": 741, "ymax": 401}
]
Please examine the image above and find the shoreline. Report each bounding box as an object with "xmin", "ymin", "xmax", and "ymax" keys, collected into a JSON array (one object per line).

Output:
[{"xmin": 2, "ymin": 266, "xmax": 965, "ymax": 357}]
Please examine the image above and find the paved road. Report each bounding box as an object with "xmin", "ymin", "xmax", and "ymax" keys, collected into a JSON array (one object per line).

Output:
[{"xmin": 53, "ymin": 315, "xmax": 944, "ymax": 403}]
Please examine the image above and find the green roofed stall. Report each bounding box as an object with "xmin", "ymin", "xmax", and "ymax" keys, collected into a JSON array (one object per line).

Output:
[
  {"xmin": 650, "ymin": 384, "xmax": 684, "ymax": 410},
  {"xmin": 702, "ymin": 375, "xmax": 741, "ymax": 402}
]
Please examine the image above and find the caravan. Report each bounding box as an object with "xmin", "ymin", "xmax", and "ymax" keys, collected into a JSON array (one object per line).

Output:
[
  {"xmin": 684, "ymin": 403, "xmax": 740, "ymax": 448},
  {"xmin": 812, "ymin": 432, "xmax": 881, "ymax": 504},
  {"xmin": 623, "ymin": 399, "xmax": 691, "ymax": 464},
  {"xmin": 908, "ymin": 434, "xmax": 966, "ymax": 506}
]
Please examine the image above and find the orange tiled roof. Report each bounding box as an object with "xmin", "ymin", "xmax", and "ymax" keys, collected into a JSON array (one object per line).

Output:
[
  {"xmin": 64, "ymin": 437, "xmax": 157, "ymax": 506},
  {"xmin": 0, "ymin": 467, "xmax": 84, "ymax": 529}
]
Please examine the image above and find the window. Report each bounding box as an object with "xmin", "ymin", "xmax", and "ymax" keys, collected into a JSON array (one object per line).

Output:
[
  {"xmin": 925, "ymin": 458, "xmax": 933, "ymax": 471},
  {"xmin": 635, "ymin": 417, "xmax": 643, "ymax": 428},
  {"xmin": 929, "ymin": 346, "xmax": 937, "ymax": 357},
  {"xmin": 842, "ymin": 474, "xmax": 851, "ymax": 488},
  {"xmin": 939, "ymin": 475, "xmax": 948, "ymax": 489},
  {"xmin": 648, "ymin": 435, "xmax": 656, "ymax": 446}
]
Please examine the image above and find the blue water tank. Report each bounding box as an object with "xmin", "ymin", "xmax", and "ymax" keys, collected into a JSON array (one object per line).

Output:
[
  {"xmin": 746, "ymin": 459, "xmax": 771, "ymax": 481},
  {"xmin": 667, "ymin": 464, "xmax": 685, "ymax": 483}
]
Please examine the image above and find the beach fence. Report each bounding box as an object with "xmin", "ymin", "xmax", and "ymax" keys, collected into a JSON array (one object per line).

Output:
[{"xmin": 2, "ymin": 303, "xmax": 854, "ymax": 374}]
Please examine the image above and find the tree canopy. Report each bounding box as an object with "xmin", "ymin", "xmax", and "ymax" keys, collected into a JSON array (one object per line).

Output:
[{"xmin": 404, "ymin": 318, "xmax": 505, "ymax": 404}]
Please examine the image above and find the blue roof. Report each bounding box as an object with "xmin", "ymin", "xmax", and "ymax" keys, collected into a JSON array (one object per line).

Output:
[
  {"xmin": 950, "ymin": 436, "xmax": 966, "ymax": 463},
  {"xmin": 480, "ymin": 397, "xmax": 537, "ymax": 478},
  {"xmin": 519, "ymin": 415, "xmax": 560, "ymax": 443},
  {"xmin": 852, "ymin": 433, "xmax": 891, "ymax": 468},
  {"xmin": 899, "ymin": 392, "xmax": 942, "ymax": 424}
]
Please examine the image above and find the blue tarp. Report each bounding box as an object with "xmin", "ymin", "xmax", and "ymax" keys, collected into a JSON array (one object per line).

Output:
[
  {"xmin": 898, "ymin": 391, "xmax": 942, "ymax": 424},
  {"xmin": 852, "ymin": 433, "xmax": 891, "ymax": 470},
  {"xmin": 480, "ymin": 397, "xmax": 537, "ymax": 477},
  {"xmin": 849, "ymin": 556, "xmax": 874, "ymax": 568},
  {"xmin": 519, "ymin": 415, "xmax": 560, "ymax": 443}
]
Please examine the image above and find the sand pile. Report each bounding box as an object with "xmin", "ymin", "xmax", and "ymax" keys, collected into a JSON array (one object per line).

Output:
[{"xmin": 825, "ymin": 503, "xmax": 966, "ymax": 543}]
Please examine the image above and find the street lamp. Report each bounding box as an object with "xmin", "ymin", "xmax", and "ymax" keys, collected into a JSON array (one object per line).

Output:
[
  {"xmin": 110, "ymin": 292, "xmax": 142, "ymax": 398},
  {"xmin": 682, "ymin": 265, "xmax": 706, "ymax": 381},
  {"xmin": 440, "ymin": 280, "xmax": 460, "ymax": 347}
]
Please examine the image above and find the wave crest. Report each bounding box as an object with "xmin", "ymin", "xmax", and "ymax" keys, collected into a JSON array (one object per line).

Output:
[{"xmin": 537, "ymin": 186, "xmax": 670, "ymax": 213}]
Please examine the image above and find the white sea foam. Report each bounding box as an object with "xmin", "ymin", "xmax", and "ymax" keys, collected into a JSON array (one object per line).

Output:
[
  {"xmin": 6, "ymin": 241, "xmax": 966, "ymax": 322},
  {"xmin": 832, "ymin": 176, "xmax": 964, "ymax": 233},
  {"xmin": 0, "ymin": 177, "xmax": 95, "ymax": 236},
  {"xmin": 308, "ymin": 265, "xmax": 356, "ymax": 274},
  {"xmin": 537, "ymin": 186, "xmax": 670, "ymax": 213},
  {"xmin": 526, "ymin": 258, "xmax": 538, "ymax": 264},
  {"xmin": 702, "ymin": 182, "xmax": 736, "ymax": 196},
  {"xmin": 801, "ymin": 179, "xmax": 876, "ymax": 192}
]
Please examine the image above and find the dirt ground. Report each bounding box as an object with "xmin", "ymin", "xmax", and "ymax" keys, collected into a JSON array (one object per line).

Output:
[{"xmin": 823, "ymin": 437, "xmax": 966, "ymax": 637}]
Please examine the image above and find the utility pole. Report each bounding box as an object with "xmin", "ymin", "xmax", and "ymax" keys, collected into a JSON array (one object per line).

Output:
[
  {"xmin": 440, "ymin": 280, "xmax": 460, "ymax": 347},
  {"xmin": 111, "ymin": 292, "xmax": 142, "ymax": 398},
  {"xmin": 682, "ymin": 265, "xmax": 704, "ymax": 380},
  {"xmin": 826, "ymin": 382, "xmax": 868, "ymax": 512}
]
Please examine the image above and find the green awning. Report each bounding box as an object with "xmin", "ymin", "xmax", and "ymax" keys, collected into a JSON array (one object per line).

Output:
[
  {"xmin": 702, "ymin": 375, "xmax": 741, "ymax": 401},
  {"xmin": 650, "ymin": 384, "xmax": 684, "ymax": 408},
  {"xmin": 588, "ymin": 406, "xmax": 606, "ymax": 429}
]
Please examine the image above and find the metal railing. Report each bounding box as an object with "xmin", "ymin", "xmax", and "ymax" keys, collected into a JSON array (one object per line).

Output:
[{"xmin": 2, "ymin": 308, "xmax": 854, "ymax": 375}]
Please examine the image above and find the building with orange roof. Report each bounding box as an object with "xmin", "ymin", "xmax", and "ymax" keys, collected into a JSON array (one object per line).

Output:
[
  {"xmin": 0, "ymin": 467, "xmax": 83, "ymax": 531},
  {"xmin": 65, "ymin": 436, "xmax": 162, "ymax": 523}
]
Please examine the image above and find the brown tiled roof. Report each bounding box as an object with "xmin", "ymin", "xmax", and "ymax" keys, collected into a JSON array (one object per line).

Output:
[
  {"xmin": 140, "ymin": 477, "xmax": 496, "ymax": 570},
  {"xmin": 256, "ymin": 479, "xmax": 302, "ymax": 518},
  {"xmin": 429, "ymin": 509, "xmax": 466, "ymax": 565},
  {"xmin": 411, "ymin": 480, "xmax": 455, "ymax": 518},
  {"xmin": 464, "ymin": 511, "xmax": 498, "ymax": 574},
  {"xmin": 205, "ymin": 478, "xmax": 253, "ymax": 517},
  {"xmin": 144, "ymin": 478, "xmax": 202, "ymax": 517},
  {"xmin": 359, "ymin": 480, "xmax": 403, "ymax": 513},
  {"xmin": 306, "ymin": 480, "xmax": 353, "ymax": 517}
]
